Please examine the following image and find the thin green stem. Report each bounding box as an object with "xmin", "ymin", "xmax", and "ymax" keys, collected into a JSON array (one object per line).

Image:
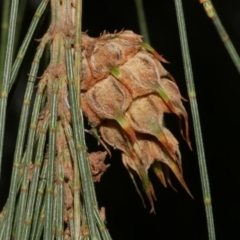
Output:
[
  {"xmin": 74, "ymin": 0, "xmax": 82, "ymax": 103},
  {"xmin": 9, "ymin": 0, "xmax": 49, "ymax": 92},
  {"xmin": 0, "ymin": 0, "xmax": 19, "ymax": 180},
  {"xmin": 3, "ymin": 37, "xmax": 47, "ymax": 240},
  {"xmin": 73, "ymin": 1, "xmax": 107, "ymax": 238},
  {"xmin": 15, "ymin": 78, "xmax": 46, "ymax": 240},
  {"xmin": 94, "ymin": 209, "xmax": 111, "ymax": 240},
  {"xmin": 14, "ymin": 162, "xmax": 31, "ymax": 240},
  {"xmin": 134, "ymin": 0, "xmax": 150, "ymax": 43},
  {"xmin": 200, "ymin": 0, "xmax": 240, "ymax": 74},
  {"xmin": 14, "ymin": 0, "xmax": 28, "ymax": 56},
  {"xmin": 30, "ymin": 157, "xmax": 48, "ymax": 240},
  {"xmin": 61, "ymin": 117, "xmax": 81, "ymax": 240},
  {"xmin": 0, "ymin": 206, "xmax": 7, "ymax": 240},
  {"xmin": 65, "ymin": 38, "xmax": 98, "ymax": 240},
  {"xmin": 55, "ymin": 123, "xmax": 64, "ymax": 240},
  {"xmin": 35, "ymin": 198, "xmax": 46, "ymax": 240},
  {"xmin": 0, "ymin": 0, "xmax": 11, "ymax": 90},
  {"xmin": 0, "ymin": 219, "xmax": 5, "ymax": 240},
  {"xmin": 174, "ymin": 1, "xmax": 216, "ymax": 239},
  {"xmin": 53, "ymin": 185, "xmax": 58, "ymax": 238},
  {"xmin": 21, "ymin": 114, "xmax": 48, "ymax": 240},
  {"xmin": 68, "ymin": 209, "xmax": 75, "ymax": 238},
  {"xmin": 55, "ymin": 172, "xmax": 64, "ymax": 240},
  {"xmin": 43, "ymin": 80, "xmax": 59, "ymax": 240}
]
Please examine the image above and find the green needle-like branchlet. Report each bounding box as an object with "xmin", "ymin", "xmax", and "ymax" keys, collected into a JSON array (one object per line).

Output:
[
  {"xmin": 65, "ymin": 38, "xmax": 98, "ymax": 239},
  {"xmin": 21, "ymin": 119, "xmax": 48, "ymax": 239},
  {"xmin": 14, "ymin": 0, "xmax": 28, "ymax": 56},
  {"xmin": 174, "ymin": 0, "xmax": 216, "ymax": 239},
  {"xmin": 94, "ymin": 209, "xmax": 111, "ymax": 240},
  {"xmin": 9, "ymin": 0, "xmax": 49, "ymax": 92},
  {"xmin": 74, "ymin": 0, "xmax": 83, "ymax": 104},
  {"xmin": 0, "ymin": 218, "xmax": 6, "ymax": 239},
  {"xmin": 35, "ymin": 198, "xmax": 46, "ymax": 240},
  {"xmin": 14, "ymin": 161, "xmax": 32, "ymax": 239},
  {"xmin": 3, "ymin": 36, "xmax": 47, "ymax": 240},
  {"xmin": 30, "ymin": 157, "xmax": 48, "ymax": 240},
  {"xmin": 55, "ymin": 123, "xmax": 65, "ymax": 240},
  {"xmin": 68, "ymin": 209, "xmax": 75, "ymax": 238},
  {"xmin": 134, "ymin": 0, "xmax": 150, "ymax": 44},
  {"xmin": 61, "ymin": 117, "xmax": 81, "ymax": 240},
  {"xmin": 44, "ymin": 80, "xmax": 59, "ymax": 239},
  {"xmin": 0, "ymin": 1, "xmax": 11, "ymax": 89},
  {"xmin": 0, "ymin": 0, "xmax": 19, "ymax": 180},
  {"xmin": 200, "ymin": 0, "xmax": 240, "ymax": 74}
]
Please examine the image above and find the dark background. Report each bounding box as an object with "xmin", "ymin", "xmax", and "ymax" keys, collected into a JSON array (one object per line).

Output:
[{"xmin": 1, "ymin": 0, "xmax": 240, "ymax": 239}]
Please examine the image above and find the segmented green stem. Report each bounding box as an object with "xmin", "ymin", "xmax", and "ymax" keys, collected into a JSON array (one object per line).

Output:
[
  {"xmin": 3, "ymin": 37, "xmax": 47, "ymax": 240},
  {"xmin": 0, "ymin": 0, "xmax": 19, "ymax": 180},
  {"xmin": 14, "ymin": 161, "xmax": 33, "ymax": 239},
  {"xmin": 14, "ymin": 0, "xmax": 28, "ymax": 55},
  {"xmin": 9, "ymin": 0, "xmax": 49, "ymax": 92},
  {"xmin": 174, "ymin": 1, "xmax": 216, "ymax": 239},
  {"xmin": 134, "ymin": 0, "xmax": 150, "ymax": 43},
  {"xmin": 200, "ymin": 0, "xmax": 240, "ymax": 74},
  {"xmin": 21, "ymin": 115, "xmax": 49, "ymax": 239},
  {"xmin": 53, "ymin": 185, "xmax": 58, "ymax": 238},
  {"xmin": 35, "ymin": 198, "xmax": 46, "ymax": 240},
  {"xmin": 0, "ymin": 219, "xmax": 5, "ymax": 240},
  {"xmin": 0, "ymin": 206, "xmax": 7, "ymax": 239},
  {"xmin": 61, "ymin": 117, "xmax": 81, "ymax": 240},
  {"xmin": 0, "ymin": 0, "xmax": 11, "ymax": 89},
  {"xmin": 55, "ymin": 122, "xmax": 65, "ymax": 240},
  {"xmin": 30, "ymin": 157, "xmax": 48, "ymax": 240},
  {"xmin": 72, "ymin": 1, "xmax": 110, "ymax": 237},
  {"xmin": 65, "ymin": 38, "xmax": 98, "ymax": 239},
  {"xmin": 68, "ymin": 209, "xmax": 75, "ymax": 238},
  {"xmin": 14, "ymin": 78, "xmax": 46, "ymax": 240},
  {"xmin": 43, "ymin": 81, "xmax": 59, "ymax": 240},
  {"xmin": 55, "ymin": 171, "xmax": 64, "ymax": 240},
  {"xmin": 94, "ymin": 209, "xmax": 112, "ymax": 240},
  {"xmin": 1, "ymin": 153, "xmax": 27, "ymax": 240},
  {"xmin": 74, "ymin": 0, "xmax": 82, "ymax": 103}
]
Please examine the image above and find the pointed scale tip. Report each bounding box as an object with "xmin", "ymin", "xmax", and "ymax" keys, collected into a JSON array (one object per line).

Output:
[
  {"xmin": 141, "ymin": 42, "xmax": 170, "ymax": 63},
  {"xmin": 115, "ymin": 115, "xmax": 137, "ymax": 143}
]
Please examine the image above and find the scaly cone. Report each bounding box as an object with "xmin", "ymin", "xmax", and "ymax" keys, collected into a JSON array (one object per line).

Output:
[{"xmin": 80, "ymin": 30, "xmax": 192, "ymax": 212}]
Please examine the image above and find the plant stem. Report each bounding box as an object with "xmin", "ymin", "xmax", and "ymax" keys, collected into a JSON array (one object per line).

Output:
[
  {"xmin": 21, "ymin": 117, "xmax": 48, "ymax": 240},
  {"xmin": 0, "ymin": 0, "xmax": 19, "ymax": 180},
  {"xmin": 9, "ymin": 0, "xmax": 49, "ymax": 92},
  {"xmin": 30, "ymin": 157, "xmax": 48, "ymax": 240},
  {"xmin": 0, "ymin": 0, "xmax": 11, "ymax": 90},
  {"xmin": 55, "ymin": 123, "xmax": 65, "ymax": 240},
  {"xmin": 14, "ymin": 0, "xmax": 28, "ymax": 56},
  {"xmin": 134, "ymin": 0, "xmax": 150, "ymax": 43},
  {"xmin": 73, "ymin": 2, "xmax": 83, "ymax": 237},
  {"xmin": 43, "ymin": 79, "xmax": 58, "ymax": 239},
  {"xmin": 200, "ymin": 0, "xmax": 240, "ymax": 74},
  {"xmin": 43, "ymin": 31, "xmax": 61, "ymax": 237},
  {"xmin": 35, "ymin": 198, "xmax": 46, "ymax": 240},
  {"xmin": 65, "ymin": 37, "xmax": 98, "ymax": 240},
  {"xmin": 61, "ymin": 117, "xmax": 81, "ymax": 240},
  {"xmin": 174, "ymin": 0, "xmax": 216, "ymax": 239},
  {"xmin": 135, "ymin": 0, "xmax": 150, "ymax": 44},
  {"xmin": 3, "ymin": 37, "xmax": 47, "ymax": 240},
  {"xmin": 74, "ymin": 0, "xmax": 82, "ymax": 104}
]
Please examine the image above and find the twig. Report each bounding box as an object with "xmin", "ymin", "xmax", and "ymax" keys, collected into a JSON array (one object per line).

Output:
[
  {"xmin": 200, "ymin": 0, "xmax": 240, "ymax": 74},
  {"xmin": 174, "ymin": 0, "xmax": 216, "ymax": 239}
]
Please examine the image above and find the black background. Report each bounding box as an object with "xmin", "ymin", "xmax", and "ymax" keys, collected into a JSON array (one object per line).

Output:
[{"xmin": 1, "ymin": 0, "xmax": 240, "ymax": 239}]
